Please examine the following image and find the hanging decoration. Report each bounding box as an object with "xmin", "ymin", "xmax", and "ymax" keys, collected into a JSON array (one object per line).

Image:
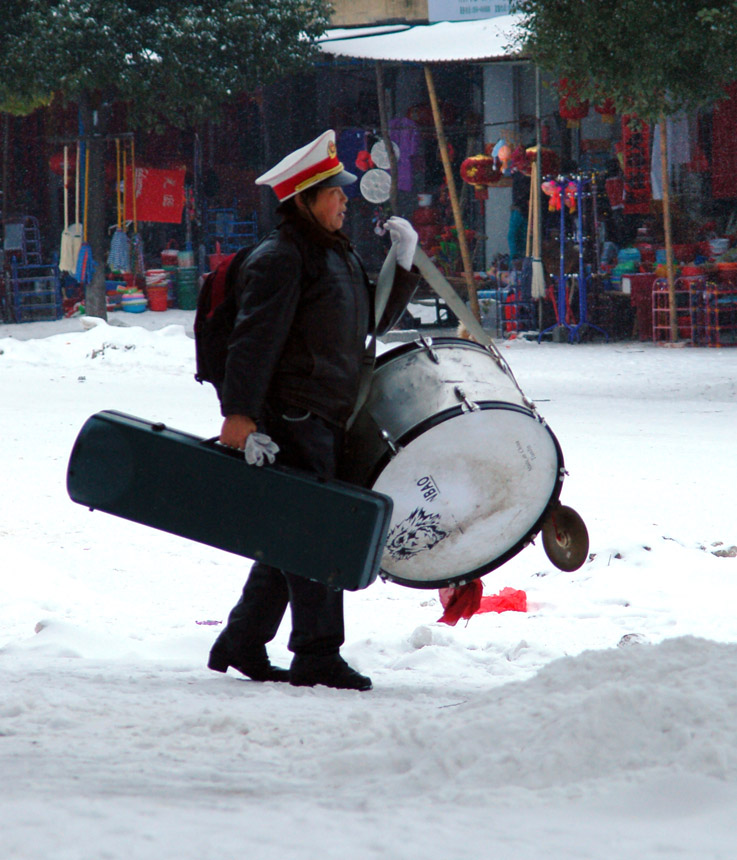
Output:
[
  {"xmin": 490, "ymin": 138, "xmax": 513, "ymax": 172},
  {"xmin": 524, "ymin": 144, "xmax": 560, "ymax": 177},
  {"xmin": 123, "ymin": 164, "xmax": 186, "ymax": 224},
  {"xmin": 107, "ymin": 138, "xmax": 131, "ymax": 273},
  {"xmin": 594, "ymin": 96, "xmax": 617, "ymax": 124},
  {"xmin": 59, "ymin": 145, "xmax": 83, "ymax": 276},
  {"xmin": 557, "ymin": 78, "xmax": 589, "ymax": 129},
  {"xmin": 359, "ymin": 167, "xmax": 392, "ymax": 204},
  {"xmin": 460, "ymin": 153, "xmax": 502, "ymax": 199},
  {"xmin": 370, "ymin": 139, "xmax": 400, "ymax": 170},
  {"xmin": 542, "ymin": 179, "xmax": 577, "ymax": 213},
  {"xmin": 621, "ymin": 115, "xmax": 651, "ymax": 215},
  {"xmin": 355, "ymin": 150, "xmax": 374, "ymax": 172},
  {"xmin": 49, "ymin": 150, "xmax": 75, "ymax": 177}
]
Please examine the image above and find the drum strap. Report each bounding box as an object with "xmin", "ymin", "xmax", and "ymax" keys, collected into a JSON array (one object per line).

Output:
[
  {"xmin": 412, "ymin": 246, "xmax": 492, "ymax": 348},
  {"xmin": 412, "ymin": 247, "xmax": 531, "ymax": 403},
  {"xmin": 346, "ymin": 245, "xmax": 397, "ymax": 430},
  {"xmin": 348, "ymin": 245, "xmax": 530, "ymax": 430}
]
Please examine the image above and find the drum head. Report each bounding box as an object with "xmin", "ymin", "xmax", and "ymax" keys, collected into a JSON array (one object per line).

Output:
[{"xmin": 373, "ymin": 404, "xmax": 563, "ymax": 588}]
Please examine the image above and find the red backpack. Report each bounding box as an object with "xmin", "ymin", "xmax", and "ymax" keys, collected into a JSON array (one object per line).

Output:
[{"xmin": 193, "ymin": 245, "xmax": 254, "ymax": 394}]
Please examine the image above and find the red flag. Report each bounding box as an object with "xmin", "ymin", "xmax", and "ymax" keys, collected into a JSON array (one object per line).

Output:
[{"xmin": 124, "ymin": 166, "xmax": 186, "ymax": 224}]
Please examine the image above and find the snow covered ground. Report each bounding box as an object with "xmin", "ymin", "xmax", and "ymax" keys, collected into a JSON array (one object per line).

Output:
[{"xmin": 2, "ymin": 309, "xmax": 737, "ymax": 860}]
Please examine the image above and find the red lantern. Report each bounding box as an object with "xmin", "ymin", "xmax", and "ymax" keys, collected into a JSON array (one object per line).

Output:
[
  {"xmin": 460, "ymin": 154, "xmax": 502, "ymax": 199},
  {"xmin": 595, "ymin": 97, "xmax": 616, "ymax": 124},
  {"xmin": 557, "ymin": 78, "xmax": 589, "ymax": 129},
  {"xmin": 49, "ymin": 150, "xmax": 75, "ymax": 177},
  {"xmin": 524, "ymin": 145, "xmax": 560, "ymax": 177}
]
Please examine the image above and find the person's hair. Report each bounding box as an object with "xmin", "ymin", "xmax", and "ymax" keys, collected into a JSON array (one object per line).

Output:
[{"xmin": 276, "ymin": 184, "xmax": 322, "ymax": 218}]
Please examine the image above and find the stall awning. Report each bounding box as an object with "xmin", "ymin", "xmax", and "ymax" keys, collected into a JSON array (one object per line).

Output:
[{"xmin": 318, "ymin": 15, "xmax": 524, "ymax": 64}]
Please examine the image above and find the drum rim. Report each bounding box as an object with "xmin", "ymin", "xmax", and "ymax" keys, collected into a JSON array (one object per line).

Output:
[
  {"xmin": 375, "ymin": 401, "xmax": 566, "ymax": 589},
  {"xmin": 376, "ymin": 335, "xmax": 491, "ymax": 369}
]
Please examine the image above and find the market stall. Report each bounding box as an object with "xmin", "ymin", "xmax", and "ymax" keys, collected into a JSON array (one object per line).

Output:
[{"xmin": 319, "ymin": 19, "xmax": 737, "ymax": 345}]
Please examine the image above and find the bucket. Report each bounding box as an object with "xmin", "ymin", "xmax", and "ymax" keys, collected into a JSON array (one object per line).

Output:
[
  {"xmin": 178, "ymin": 247, "xmax": 195, "ymax": 268},
  {"xmin": 208, "ymin": 241, "xmax": 229, "ymax": 272},
  {"xmin": 163, "ymin": 266, "xmax": 178, "ymax": 307},
  {"xmin": 176, "ymin": 267, "xmax": 199, "ymax": 310},
  {"xmin": 161, "ymin": 241, "xmax": 179, "ymax": 267},
  {"xmin": 121, "ymin": 291, "xmax": 147, "ymax": 313},
  {"xmin": 147, "ymin": 285, "xmax": 169, "ymax": 312}
]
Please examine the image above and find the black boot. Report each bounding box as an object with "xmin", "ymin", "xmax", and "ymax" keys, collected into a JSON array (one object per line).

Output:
[
  {"xmin": 289, "ymin": 654, "xmax": 372, "ymax": 691},
  {"xmin": 208, "ymin": 644, "xmax": 290, "ymax": 682}
]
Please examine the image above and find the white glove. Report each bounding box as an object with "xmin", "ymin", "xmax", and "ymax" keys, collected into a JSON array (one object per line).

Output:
[
  {"xmin": 386, "ymin": 216, "xmax": 418, "ymax": 271},
  {"xmin": 244, "ymin": 432, "xmax": 279, "ymax": 466}
]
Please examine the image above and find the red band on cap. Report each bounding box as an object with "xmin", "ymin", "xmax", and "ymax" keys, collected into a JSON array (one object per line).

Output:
[{"xmin": 273, "ymin": 154, "xmax": 342, "ymax": 201}]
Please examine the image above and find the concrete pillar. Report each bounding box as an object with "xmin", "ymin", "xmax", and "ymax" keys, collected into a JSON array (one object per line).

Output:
[{"xmin": 482, "ymin": 63, "xmax": 515, "ymax": 264}]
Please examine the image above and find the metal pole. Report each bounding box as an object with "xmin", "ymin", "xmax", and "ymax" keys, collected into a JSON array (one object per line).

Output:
[
  {"xmin": 375, "ymin": 62, "xmax": 398, "ymax": 215},
  {"xmin": 659, "ymin": 114, "xmax": 677, "ymax": 342}
]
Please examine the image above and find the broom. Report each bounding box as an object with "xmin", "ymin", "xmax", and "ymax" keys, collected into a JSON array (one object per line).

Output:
[
  {"xmin": 128, "ymin": 138, "xmax": 145, "ymax": 278},
  {"xmin": 108, "ymin": 138, "xmax": 131, "ymax": 272},
  {"xmin": 75, "ymin": 147, "xmax": 94, "ymax": 285},
  {"xmin": 530, "ymin": 160, "xmax": 546, "ymax": 301},
  {"xmin": 59, "ymin": 145, "xmax": 83, "ymax": 275}
]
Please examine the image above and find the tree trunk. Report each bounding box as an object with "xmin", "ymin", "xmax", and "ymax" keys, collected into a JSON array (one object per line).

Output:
[
  {"xmin": 659, "ymin": 113, "xmax": 677, "ymax": 342},
  {"xmin": 79, "ymin": 92, "xmax": 110, "ymax": 320}
]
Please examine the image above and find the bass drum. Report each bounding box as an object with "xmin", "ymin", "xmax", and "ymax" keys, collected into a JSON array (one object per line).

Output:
[{"xmin": 341, "ymin": 337, "xmax": 565, "ymax": 589}]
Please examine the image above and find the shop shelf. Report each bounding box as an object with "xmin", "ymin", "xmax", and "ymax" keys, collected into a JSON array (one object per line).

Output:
[
  {"xmin": 689, "ymin": 280, "xmax": 737, "ymax": 347},
  {"xmin": 652, "ymin": 277, "xmax": 696, "ymax": 342}
]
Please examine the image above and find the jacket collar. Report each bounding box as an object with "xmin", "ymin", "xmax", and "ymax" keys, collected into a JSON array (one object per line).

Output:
[{"xmin": 281, "ymin": 209, "xmax": 352, "ymax": 253}]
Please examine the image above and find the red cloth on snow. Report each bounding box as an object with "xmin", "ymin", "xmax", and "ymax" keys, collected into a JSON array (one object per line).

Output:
[{"xmin": 438, "ymin": 583, "xmax": 527, "ymax": 626}]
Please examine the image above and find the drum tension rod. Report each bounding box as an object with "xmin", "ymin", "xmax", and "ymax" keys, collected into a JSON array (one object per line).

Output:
[
  {"xmin": 418, "ymin": 334, "xmax": 440, "ymax": 363},
  {"xmin": 454, "ymin": 385, "xmax": 479, "ymax": 412},
  {"xmin": 380, "ymin": 428, "xmax": 399, "ymax": 455}
]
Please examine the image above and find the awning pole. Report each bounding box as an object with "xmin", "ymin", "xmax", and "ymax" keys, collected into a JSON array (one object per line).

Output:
[
  {"xmin": 375, "ymin": 62, "xmax": 399, "ymax": 214},
  {"xmin": 424, "ymin": 64, "xmax": 480, "ymax": 322}
]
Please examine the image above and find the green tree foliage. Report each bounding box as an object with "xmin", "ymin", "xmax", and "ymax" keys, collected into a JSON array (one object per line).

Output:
[
  {"xmin": 513, "ymin": 0, "xmax": 737, "ymax": 123},
  {"xmin": 514, "ymin": 0, "xmax": 737, "ymax": 341},
  {"xmin": 0, "ymin": 0, "xmax": 330, "ymax": 316},
  {"xmin": 0, "ymin": 0, "xmax": 330, "ymax": 124}
]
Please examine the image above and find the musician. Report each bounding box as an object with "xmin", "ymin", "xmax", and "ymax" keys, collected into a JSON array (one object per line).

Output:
[{"xmin": 208, "ymin": 130, "xmax": 419, "ymax": 691}]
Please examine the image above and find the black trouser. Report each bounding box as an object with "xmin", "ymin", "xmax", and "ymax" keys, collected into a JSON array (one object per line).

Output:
[{"xmin": 216, "ymin": 401, "xmax": 346, "ymax": 657}]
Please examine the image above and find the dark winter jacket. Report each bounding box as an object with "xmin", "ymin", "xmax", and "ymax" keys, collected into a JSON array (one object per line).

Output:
[{"xmin": 220, "ymin": 212, "xmax": 419, "ymax": 426}]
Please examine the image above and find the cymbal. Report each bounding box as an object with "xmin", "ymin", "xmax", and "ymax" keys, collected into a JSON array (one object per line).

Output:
[{"xmin": 542, "ymin": 504, "xmax": 589, "ymax": 572}]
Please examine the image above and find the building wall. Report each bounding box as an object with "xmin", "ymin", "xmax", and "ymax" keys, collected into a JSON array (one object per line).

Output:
[{"xmin": 329, "ymin": 0, "xmax": 427, "ymax": 26}]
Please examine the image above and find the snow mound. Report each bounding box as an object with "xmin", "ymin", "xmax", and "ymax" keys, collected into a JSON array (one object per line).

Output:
[{"xmin": 300, "ymin": 637, "xmax": 737, "ymax": 799}]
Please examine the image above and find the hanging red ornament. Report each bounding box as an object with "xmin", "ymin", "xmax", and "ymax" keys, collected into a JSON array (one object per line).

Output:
[
  {"xmin": 460, "ymin": 153, "xmax": 503, "ymax": 198},
  {"xmin": 524, "ymin": 145, "xmax": 560, "ymax": 177},
  {"xmin": 595, "ymin": 97, "xmax": 616, "ymax": 124},
  {"xmin": 557, "ymin": 78, "xmax": 589, "ymax": 129},
  {"xmin": 355, "ymin": 150, "xmax": 374, "ymax": 172},
  {"xmin": 542, "ymin": 180, "xmax": 561, "ymax": 211},
  {"xmin": 48, "ymin": 150, "xmax": 76, "ymax": 177},
  {"xmin": 542, "ymin": 180, "xmax": 577, "ymax": 212}
]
